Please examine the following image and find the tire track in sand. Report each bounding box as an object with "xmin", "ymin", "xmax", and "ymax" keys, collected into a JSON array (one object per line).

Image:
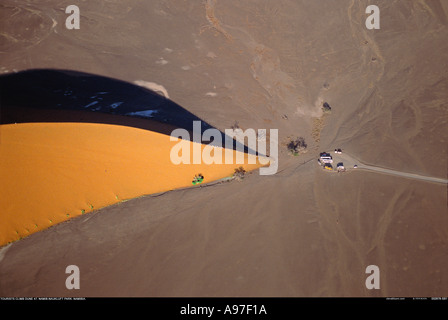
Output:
[
  {"xmin": 365, "ymin": 184, "xmax": 412, "ymax": 296},
  {"xmin": 339, "ymin": 152, "xmax": 448, "ymax": 185}
]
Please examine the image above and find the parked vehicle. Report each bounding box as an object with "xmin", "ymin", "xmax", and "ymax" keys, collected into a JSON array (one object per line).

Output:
[{"xmin": 319, "ymin": 152, "xmax": 333, "ymax": 163}]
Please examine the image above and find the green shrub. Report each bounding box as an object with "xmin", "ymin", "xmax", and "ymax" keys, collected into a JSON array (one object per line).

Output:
[{"xmin": 287, "ymin": 137, "xmax": 307, "ymax": 155}]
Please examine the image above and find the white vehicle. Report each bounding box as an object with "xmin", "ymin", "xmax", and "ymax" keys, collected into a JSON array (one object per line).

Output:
[
  {"xmin": 319, "ymin": 152, "xmax": 333, "ymax": 164},
  {"xmin": 337, "ymin": 162, "xmax": 346, "ymax": 172}
]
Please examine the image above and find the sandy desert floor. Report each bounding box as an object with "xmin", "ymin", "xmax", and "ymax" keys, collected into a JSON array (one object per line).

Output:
[{"xmin": 0, "ymin": 0, "xmax": 447, "ymax": 297}]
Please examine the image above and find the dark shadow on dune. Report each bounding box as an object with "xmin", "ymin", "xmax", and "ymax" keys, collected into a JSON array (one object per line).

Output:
[
  {"xmin": 0, "ymin": 69, "xmax": 254, "ymax": 154},
  {"xmin": 0, "ymin": 69, "xmax": 212, "ymax": 134}
]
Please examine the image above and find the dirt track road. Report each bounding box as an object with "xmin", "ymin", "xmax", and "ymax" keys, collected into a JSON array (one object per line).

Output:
[{"xmin": 335, "ymin": 152, "xmax": 448, "ymax": 185}]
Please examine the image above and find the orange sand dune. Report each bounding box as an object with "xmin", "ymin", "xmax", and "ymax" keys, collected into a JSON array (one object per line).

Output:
[{"xmin": 0, "ymin": 122, "xmax": 263, "ymax": 246}]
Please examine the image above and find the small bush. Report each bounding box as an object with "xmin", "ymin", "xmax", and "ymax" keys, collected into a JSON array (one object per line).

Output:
[
  {"xmin": 322, "ymin": 102, "xmax": 332, "ymax": 113},
  {"xmin": 287, "ymin": 137, "xmax": 307, "ymax": 156},
  {"xmin": 233, "ymin": 166, "xmax": 246, "ymax": 180}
]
